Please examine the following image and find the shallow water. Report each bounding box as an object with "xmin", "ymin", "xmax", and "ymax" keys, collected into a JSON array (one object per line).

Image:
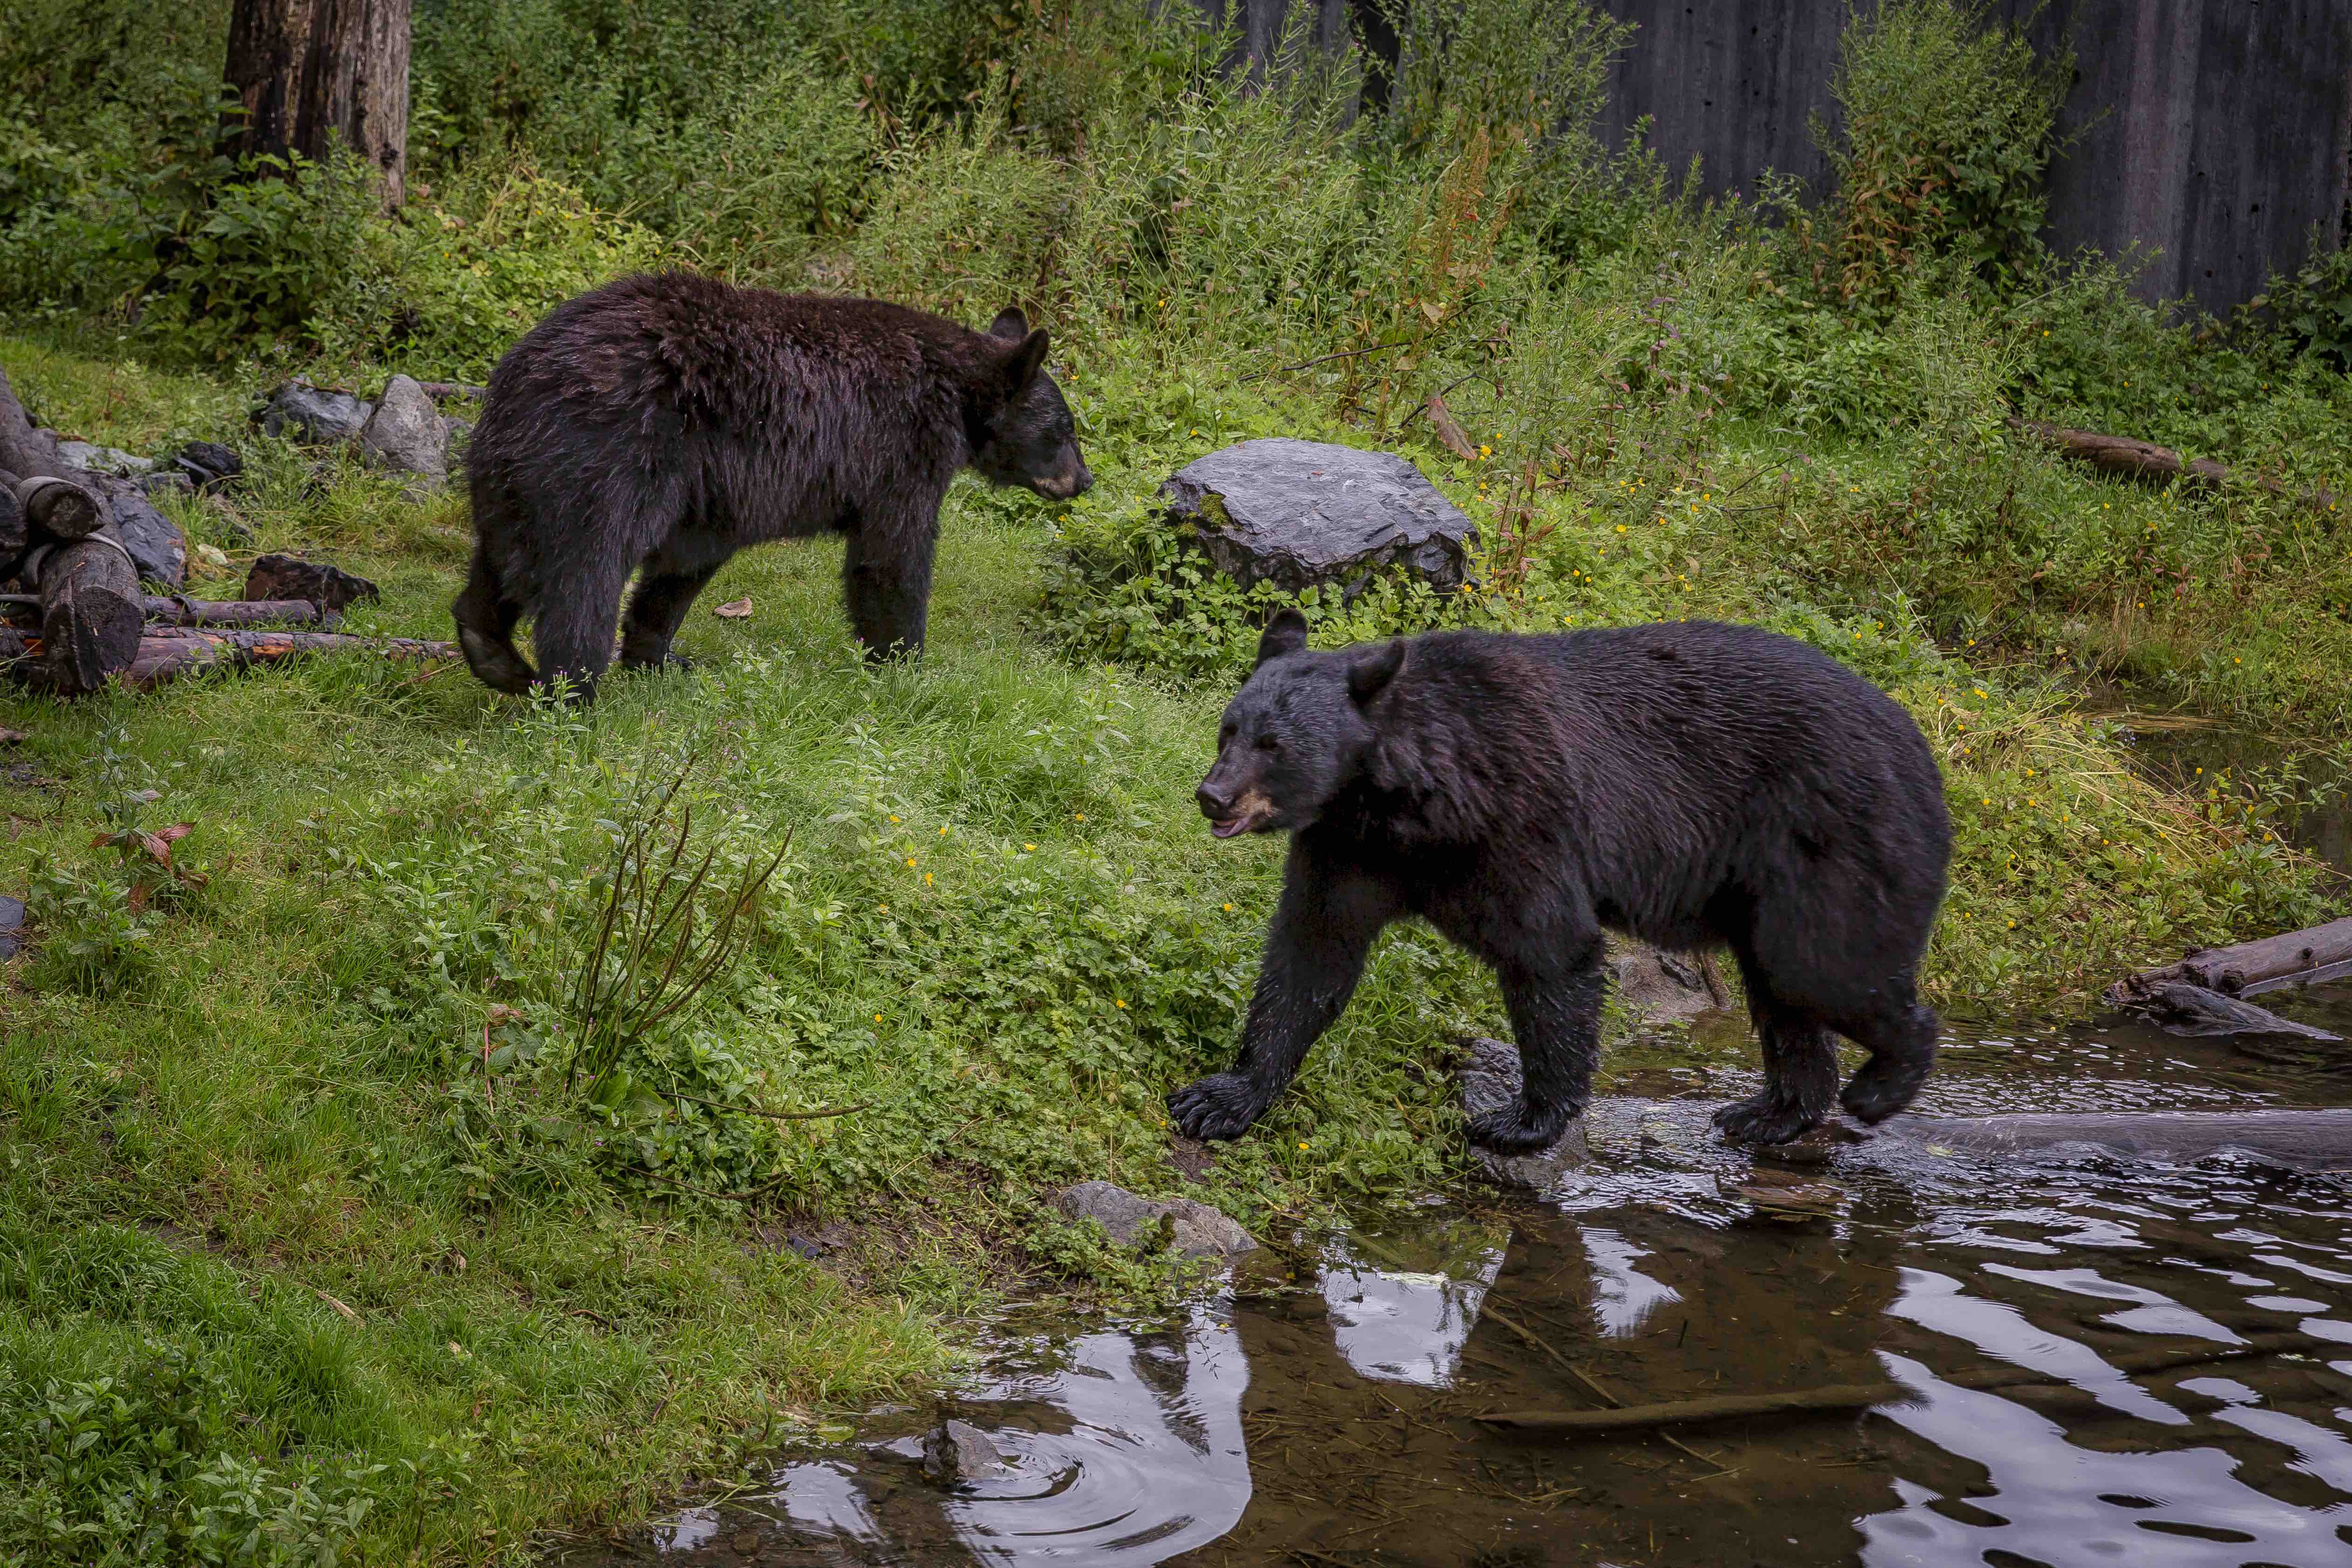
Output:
[{"xmin": 568, "ymin": 988, "xmax": 2352, "ymax": 1568}]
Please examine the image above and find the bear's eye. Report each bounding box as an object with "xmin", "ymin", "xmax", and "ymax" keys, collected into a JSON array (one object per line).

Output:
[{"xmin": 1254, "ymin": 734, "xmax": 1279, "ymax": 752}]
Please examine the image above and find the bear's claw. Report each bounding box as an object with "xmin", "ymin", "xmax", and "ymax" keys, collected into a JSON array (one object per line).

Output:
[
  {"xmin": 1710, "ymin": 1093, "xmax": 1824, "ymax": 1146},
  {"xmin": 1168, "ymin": 1074, "xmax": 1270, "ymax": 1142}
]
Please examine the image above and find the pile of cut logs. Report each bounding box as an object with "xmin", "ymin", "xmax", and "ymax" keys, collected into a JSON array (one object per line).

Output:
[{"xmin": 0, "ymin": 367, "xmax": 453, "ymax": 695}]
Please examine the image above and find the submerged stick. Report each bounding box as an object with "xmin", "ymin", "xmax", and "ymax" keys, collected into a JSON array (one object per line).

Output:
[{"xmin": 1477, "ymin": 1332, "xmax": 2340, "ymax": 1436}]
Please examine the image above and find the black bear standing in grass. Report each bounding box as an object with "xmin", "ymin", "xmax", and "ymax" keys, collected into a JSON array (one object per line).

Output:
[
  {"xmin": 1176, "ymin": 611, "xmax": 1951, "ymax": 1152},
  {"xmin": 455, "ymin": 272, "xmax": 1091, "ymax": 698}
]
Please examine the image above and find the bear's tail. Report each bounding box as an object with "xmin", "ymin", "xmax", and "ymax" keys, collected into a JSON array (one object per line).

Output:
[{"xmin": 452, "ymin": 543, "xmax": 537, "ymax": 696}]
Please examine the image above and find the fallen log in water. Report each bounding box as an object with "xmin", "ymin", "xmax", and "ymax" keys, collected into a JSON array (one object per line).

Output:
[
  {"xmin": 0, "ymin": 625, "xmax": 457, "ymax": 690},
  {"xmin": 1477, "ymin": 1332, "xmax": 2342, "ymax": 1436},
  {"xmin": 2107, "ymin": 918, "xmax": 2352, "ymax": 1006},
  {"xmin": 2017, "ymin": 421, "xmax": 2338, "ymax": 512},
  {"xmin": 1879, "ymin": 1107, "xmax": 2352, "ymax": 1170}
]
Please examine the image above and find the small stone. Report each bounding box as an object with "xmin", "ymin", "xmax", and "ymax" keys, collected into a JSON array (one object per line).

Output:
[
  {"xmin": 732, "ymin": 1529, "xmax": 761, "ymax": 1554},
  {"xmin": 1161, "ymin": 438, "xmax": 1477, "ymax": 597},
  {"xmin": 359, "ymin": 375, "xmax": 448, "ymax": 490},
  {"xmin": 1610, "ymin": 939, "xmax": 1726, "ymax": 1024},
  {"xmin": 1055, "ymin": 1180, "xmax": 1259, "ymax": 1259},
  {"xmin": 259, "ymin": 380, "xmax": 374, "ymax": 446},
  {"xmin": 712, "ymin": 597, "xmax": 753, "ymax": 619},
  {"xmin": 1457, "ymin": 1037, "xmax": 1591, "ymax": 1192},
  {"xmin": 923, "ymin": 1418, "xmax": 1012, "ymax": 1485},
  {"xmin": 172, "ymin": 441, "xmax": 244, "ymax": 494},
  {"xmin": 0, "ymin": 895, "xmax": 23, "ymax": 960},
  {"xmin": 57, "ymin": 441, "xmax": 153, "ymax": 476},
  {"xmin": 140, "ymin": 470, "xmax": 194, "ymax": 498},
  {"xmin": 244, "ymin": 553, "xmax": 380, "ymax": 613}
]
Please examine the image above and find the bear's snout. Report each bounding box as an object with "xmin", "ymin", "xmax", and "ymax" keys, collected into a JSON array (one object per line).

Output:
[
  {"xmin": 1198, "ymin": 771, "xmax": 1276, "ymax": 838},
  {"xmin": 1034, "ymin": 456, "xmax": 1092, "ymax": 500}
]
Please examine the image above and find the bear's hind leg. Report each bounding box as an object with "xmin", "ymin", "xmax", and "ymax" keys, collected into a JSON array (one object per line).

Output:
[
  {"xmin": 620, "ymin": 534, "xmax": 732, "ymax": 673},
  {"xmin": 452, "ymin": 546, "xmax": 533, "ymax": 695},
  {"xmin": 1712, "ymin": 952, "xmax": 1839, "ymax": 1144},
  {"xmin": 1835, "ymin": 992, "xmax": 1939, "ymax": 1124},
  {"xmin": 529, "ymin": 554, "xmax": 634, "ymax": 702}
]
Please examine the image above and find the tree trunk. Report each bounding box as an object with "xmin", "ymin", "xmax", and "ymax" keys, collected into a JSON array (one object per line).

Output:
[{"xmin": 224, "ymin": 0, "xmax": 411, "ymax": 209}]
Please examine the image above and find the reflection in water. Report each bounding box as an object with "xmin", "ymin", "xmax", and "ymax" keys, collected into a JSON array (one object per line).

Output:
[
  {"xmin": 1862, "ymin": 1356, "xmax": 2352, "ymax": 1567},
  {"xmin": 1581, "ymin": 1226, "xmax": 1682, "ymax": 1337},
  {"xmin": 1318, "ymin": 1224, "xmax": 1505, "ymax": 1388},
  {"xmin": 569, "ymin": 988, "xmax": 2352, "ymax": 1567}
]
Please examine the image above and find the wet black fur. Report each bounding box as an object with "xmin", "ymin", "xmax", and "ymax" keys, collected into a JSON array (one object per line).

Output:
[
  {"xmin": 1178, "ymin": 612, "xmax": 1952, "ymax": 1152},
  {"xmin": 455, "ymin": 272, "xmax": 1091, "ymax": 699}
]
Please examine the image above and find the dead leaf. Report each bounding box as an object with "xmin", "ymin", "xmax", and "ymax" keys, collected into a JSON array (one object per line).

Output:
[
  {"xmin": 486, "ymin": 1003, "xmax": 525, "ymax": 1027},
  {"xmin": 0, "ymin": 728, "xmax": 26, "ymax": 745},
  {"xmin": 712, "ymin": 597, "xmax": 753, "ymax": 619},
  {"xmin": 1425, "ymin": 392, "xmax": 1478, "ymax": 461},
  {"xmin": 313, "ymin": 1288, "xmax": 362, "ymax": 1324}
]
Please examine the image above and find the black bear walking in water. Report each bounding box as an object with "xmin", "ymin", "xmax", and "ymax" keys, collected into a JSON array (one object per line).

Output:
[
  {"xmin": 455, "ymin": 272, "xmax": 1091, "ymax": 698},
  {"xmin": 1175, "ymin": 611, "xmax": 1951, "ymax": 1152}
]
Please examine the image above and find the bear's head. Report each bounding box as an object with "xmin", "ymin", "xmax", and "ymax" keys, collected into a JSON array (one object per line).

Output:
[
  {"xmin": 1196, "ymin": 608, "xmax": 1406, "ymax": 838},
  {"xmin": 969, "ymin": 308, "xmax": 1092, "ymax": 501}
]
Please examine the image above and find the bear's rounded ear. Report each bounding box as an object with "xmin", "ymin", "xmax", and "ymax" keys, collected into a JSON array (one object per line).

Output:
[
  {"xmin": 1255, "ymin": 608, "xmax": 1309, "ymax": 667},
  {"xmin": 987, "ymin": 306, "xmax": 1031, "ymax": 341},
  {"xmin": 1347, "ymin": 638, "xmax": 1406, "ymax": 704},
  {"xmin": 1004, "ymin": 328, "xmax": 1051, "ymax": 394}
]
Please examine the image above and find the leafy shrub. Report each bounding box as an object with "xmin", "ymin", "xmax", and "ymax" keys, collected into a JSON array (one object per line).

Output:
[
  {"xmin": 2256, "ymin": 230, "xmax": 2352, "ymax": 372},
  {"xmin": 1810, "ymin": 0, "xmax": 2070, "ymax": 309},
  {"xmin": 140, "ymin": 151, "xmax": 379, "ymax": 363},
  {"xmin": 309, "ymin": 166, "xmax": 666, "ymax": 380},
  {"xmin": 621, "ymin": 55, "xmax": 878, "ymax": 281}
]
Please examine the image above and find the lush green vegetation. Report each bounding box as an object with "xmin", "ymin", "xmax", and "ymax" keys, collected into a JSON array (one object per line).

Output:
[{"xmin": 1, "ymin": 0, "xmax": 2347, "ymax": 1560}]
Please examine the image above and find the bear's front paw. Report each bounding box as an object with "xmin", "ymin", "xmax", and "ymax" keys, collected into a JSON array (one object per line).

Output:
[
  {"xmin": 1711, "ymin": 1093, "xmax": 1823, "ymax": 1146},
  {"xmin": 1466, "ymin": 1099, "xmax": 1572, "ymax": 1154},
  {"xmin": 1168, "ymin": 1074, "xmax": 1270, "ymax": 1142}
]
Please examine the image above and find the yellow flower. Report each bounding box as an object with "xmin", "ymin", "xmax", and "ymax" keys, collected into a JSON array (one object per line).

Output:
[
  {"xmin": 1023, "ymin": 842, "xmax": 1037, "ymax": 852},
  {"xmin": 1222, "ymin": 903, "xmax": 1234, "ymax": 911},
  {"xmin": 905, "ymin": 857, "xmax": 917, "ymax": 868},
  {"xmin": 874, "ymin": 1013, "xmax": 884, "ymax": 1023},
  {"xmin": 1614, "ymin": 524, "xmax": 1627, "ymax": 533},
  {"xmin": 1478, "ymin": 444, "xmax": 1491, "ymax": 456},
  {"xmin": 939, "ymin": 826, "xmax": 948, "ymax": 835},
  {"xmin": 923, "ymin": 872, "xmax": 933, "ymax": 886},
  {"xmin": 889, "ymin": 814, "xmax": 901, "ymax": 823},
  {"xmin": 1114, "ymin": 998, "xmax": 1126, "ymax": 1008},
  {"xmin": 1074, "ymin": 813, "xmax": 1086, "ymax": 821},
  {"xmin": 1297, "ymin": 1141, "xmax": 1309, "ymax": 1149}
]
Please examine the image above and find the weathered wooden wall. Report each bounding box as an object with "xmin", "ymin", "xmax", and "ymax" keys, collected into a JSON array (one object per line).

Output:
[{"xmin": 1202, "ymin": 0, "xmax": 2352, "ymax": 311}]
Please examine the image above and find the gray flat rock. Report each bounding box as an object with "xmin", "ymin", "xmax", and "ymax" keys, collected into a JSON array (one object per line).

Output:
[
  {"xmin": 260, "ymin": 380, "xmax": 374, "ymax": 446},
  {"xmin": 1057, "ymin": 1179, "xmax": 1260, "ymax": 1259},
  {"xmin": 58, "ymin": 441, "xmax": 152, "ymax": 475},
  {"xmin": 359, "ymin": 376, "xmax": 448, "ymax": 490},
  {"xmin": 1162, "ymin": 438, "xmax": 1476, "ymax": 596},
  {"xmin": 1457, "ymin": 1037, "xmax": 1590, "ymax": 1192},
  {"xmin": 1612, "ymin": 939, "xmax": 1725, "ymax": 1024}
]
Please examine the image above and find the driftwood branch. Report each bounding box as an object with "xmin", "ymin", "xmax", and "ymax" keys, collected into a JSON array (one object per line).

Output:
[
  {"xmin": 2018, "ymin": 420, "xmax": 2339, "ymax": 511},
  {"xmin": 0, "ymin": 625, "xmax": 457, "ymax": 690},
  {"xmin": 0, "ymin": 596, "xmax": 324, "ymax": 630},
  {"xmin": 1477, "ymin": 1332, "xmax": 2339, "ymax": 1436},
  {"xmin": 2107, "ymin": 917, "xmax": 2352, "ymax": 1006}
]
